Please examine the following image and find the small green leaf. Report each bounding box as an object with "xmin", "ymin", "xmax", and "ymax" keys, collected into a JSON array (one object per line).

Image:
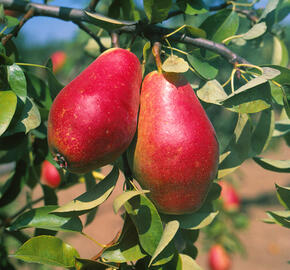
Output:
[
  {"xmin": 179, "ymin": 253, "xmax": 202, "ymax": 270},
  {"xmin": 266, "ymin": 211, "xmax": 290, "ymax": 228},
  {"xmin": 0, "ymin": 90, "xmax": 17, "ymax": 136},
  {"xmin": 177, "ymin": 0, "xmax": 208, "ymax": 15},
  {"xmin": 196, "ymin": 80, "xmax": 227, "ymax": 104},
  {"xmin": 85, "ymin": 11, "xmax": 135, "ymax": 31},
  {"xmin": 7, "ymin": 64, "xmax": 27, "ymax": 103},
  {"xmin": 52, "ymin": 166, "xmax": 119, "ymax": 216},
  {"xmin": 261, "ymin": 65, "xmax": 290, "ymax": 85},
  {"xmin": 162, "ymin": 55, "xmax": 189, "ymax": 73},
  {"xmin": 124, "ymin": 194, "xmax": 163, "ymax": 255},
  {"xmin": 243, "ymin": 22, "xmax": 267, "ymax": 40},
  {"xmin": 11, "ymin": 235, "xmax": 80, "ymax": 267},
  {"xmin": 253, "ymin": 157, "xmax": 290, "ymax": 173},
  {"xmin": 185, "ymin": 25, "xmax": 207, "ymax": 38},
  {"xmin": 9, "ymin": 206, "xmax": 83, "ymax": 233},
  {"xmin": 143, "ymin": 0, "xmax": 172, "ymax": 23},
  {"xmin": 149, "ymin": 220, "xmax": 179, "ymax": 266},
  {"xmin": 273, "ymin": 120, "xmax": 290, "ymax": 137},
  {"xmin": 187, "ymin": 54, "xmax": 218, "ymax": 80},
  {"xmin": 102, "ymin": 216, "xmax": 146, "ymax": 263},
  {"xmin": 271, "ymin": 36, "xmax": 289, "ymax": 67},
  {"xmin": 259, "ymin": 0, "xmax": 279, "ymax": 21},
  {"xmin": 5, "ymin": 15, "xmax": 19, "ymax": 28},
  {"xmin": 275, "ymin": 184, "xmax": 290, "ymax": 210},
  {"xmin": 113, "ymin": 190, "xmax": 150, "ymax": 213},
  {"xmin": 143, "ymin": 41, "xmax": 151, "ymax": 63}
]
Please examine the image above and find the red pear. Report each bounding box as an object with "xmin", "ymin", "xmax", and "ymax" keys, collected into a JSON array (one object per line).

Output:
[
  {"xmin": 132, "ymin": 71, "xmax": 219, "ymax": 214},
  {"xmin": 208, "ymin": 244, "xmax": 231, "ymax": 270},
  {"xmin": 47, "ymin": 48, "xmax": 142, "ymax": 173},
  {"xmin": 41, "ymin": 160, "xmax": 61, "ymax": 188},
  {"xmin": 219, "ymin": 181, "xmax": 240, "ymax": 212}
]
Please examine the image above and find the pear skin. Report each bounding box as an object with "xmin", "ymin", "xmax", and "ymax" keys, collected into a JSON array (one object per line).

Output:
[
  {"xmin": 133, "ymin": 71, "xmax": 219, "ymax": 214},
  {"xmin": 47, "ymin": 48, "xmax": 142, "ymax": 173}
]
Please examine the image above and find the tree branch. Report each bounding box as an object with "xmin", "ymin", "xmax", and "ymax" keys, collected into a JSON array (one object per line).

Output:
[{"xmin": 0, "ymin": 0, "xmax": 250, "ymax": 65}]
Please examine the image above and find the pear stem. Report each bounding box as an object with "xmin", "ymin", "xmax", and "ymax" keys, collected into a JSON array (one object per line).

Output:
[
  {"xmin": 111, "ymin": 32, "xmax": 120, "ymax": 48},
  {"xmin": 152, "ymin": 42, "xmax": 162, "ymax": 73}
]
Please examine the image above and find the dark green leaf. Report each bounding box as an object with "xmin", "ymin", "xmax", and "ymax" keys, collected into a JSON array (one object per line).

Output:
[
  {"xmin": 52, "ymin": 166, "xmax": 119, "ymax": 216},
  {"xmin": 9, "ymin": 206, "xmax": 83, "ymax": 233},
  {"xmin": 177, "ymin": 0, "xmax": 208, "ymax": 15},
  {"xmin": 76, "ymin": 258, "xmax": 114, "ymax": 270},
  {"xmin": 143, "ymin": 0, "xmax": 172, "ymax": 23},
  {"xmin": 266, "ymin": 211, "xmax": 290, "ymax": 228},
  {"xmin": 85, "ymin": 11, "xmax": 135, "ymax": 31},
  {"xmin": 0, "ymin": 91, "xmax": 17, "ymax": 136},
  {"xmin": 273, "ymin": 120, "xmax": 290, "ymax": 137},
  {"xmin": 102, "ymin": 216, "xmax": 146, "ymax": 263},
  {"xmin": 5, "ymin": 15, "xmax": 19, "ymax": 28},
  {"xmin": 253, "ymin": 157, "xmax": 290, "ymax": 173},
  {"xmin": 124, "ymin": 194, "xmax": 163, "ymax": 255},
  {"xmin": 200, "ymin": 10, "xmax": 239, "ymax": 43},
  {"xmin": 276, "ymin": 184, "xmax": 290, "ymax": 210},
  {"xmin": 7, "ymin": 64, "xmax": 27, "ymax": 103},
  {"xmin": 11, "ymin": 235, "xmax": 80, "ymax": 267},
  {"xmin": 149, "ymin": 220, "xmax": 179, "ymax": 266},
  {"xmin": 187, "ymin": 54, "xmax": 218, "ymax": 80},
  {"xmin": 185, "ymin": 25, "xmax": 207, "ymax": 38}
]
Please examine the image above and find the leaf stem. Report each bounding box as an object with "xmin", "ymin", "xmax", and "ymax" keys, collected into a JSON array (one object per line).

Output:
[
  {"xmin": 222, "ymin": 34, "xmax": 244, "ymax": 44},
  {"xmin": 81, "ymin": 232, "xmax": 107, "ymax": 248},
  {"xmin": 15, "ymin": 62, "xmax": 48, "ymax": 69},
  {"xmin": 236, "ymin": 63, "xmax": 263, "ymax": 74},
  {"xmin": 230, "ymin": 68, "xmax": 237, "ymax": 93}
]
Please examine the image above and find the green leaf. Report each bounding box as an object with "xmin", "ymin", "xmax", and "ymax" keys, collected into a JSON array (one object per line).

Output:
[
  {"xmin": 76, "ymin": 258, "xmax": 115, "ymax": 270},
  {"xmin": 163, "ymin": 211, "xmax": 218, "ymax": 230},
  {"xmin": 46, "ymin": 59, "xmax": 64, "ymax": 101},
  {"xmin": 261, "ymin": 65, "xmax": 290, "ymax": 85},
  {"xmin": 85, "ymin": 11, "xmax": 135, "ymax": 31},
  {"xmin": 52, "ymin": 166, "xmax": 119, "ymax": 216},
  {"xmin": 271, "ymin": 36, "xmax": 289, "ymax": 67},
  {"xmin": 11, "ymin": 235, "xmax": 80, "ymax": 267},
  {"xmin": 177, "ymin": 0, "xmax": 208, "ymax": 15},
  {"xmin": 162, "ymin": 55, "xmax": 189, "ymax": 73},
  {"xmin": 0, "ymin": 90, "xmax": 17, "ymax": 136},
  {"xmin": 179, "ymin": 253, "xmax": 202, "ymax": 270},
  {"xmin": 259, "ymin": 0, "xmax": 279, "ymax": 21},
  {"xmin": 9, "ymin": 206, "xmax": 83, "ymax": 233},
  {"xmin": 187, "ymin": 54, "xmax": 218, "ymax": 80},
  {"xmin": 143, "ymin": 0, "xmax": 172, "ymax": 23},
  {"xmin": 266, "ymin": 211, "xmax": 290, "ymax": 228},
  {"xmin": 7, "ymin": 64, "xmax": 27, "ymax": 103},
  {"xmin": 275, "ymin": 184, "xmax": 290, "ymax": 210},
  {"xmin": 5, "ymin": 97, "xmax": 41, "ymax": 135},
  {"xmin": 251, "ymin": 109, "xmax": 275, "ymax": 156},
  {"xmin": 196, "ymin": 80, "xmax": 227, "ymax": 104},
  {"xmin": 243, "ymin": 22, "xmax": 267, "ymax": 40},
  {"xmin": 200, "ymin": 10, "xmax": 239, "ymax": 43},
  {"xmin": 113, "ymin": 190, "xmax": 150, "ymax": 213},
  {"xmin": 124, "ymin": 194, "xmax": 163, "ymax": 255},
  {"xmin": 5, "ymin": 15, "xmax": 19, "ymax": 28},
  {"xmin": 185, "ymin": 25, "xmax": 207, "ymax": 38},
  {"xmin": 253, "ymin": 157, "xmax": 290, "ymax": 173},
  {"xmin": 149, "ymin": 220, "xmax": 179, "ymax": 266},
  {"xmin": 102, "ymin": 216, "xmax": 146, "ymax": 263},
  {"xmin": 273, "ymin": 120, "xmax": 290, "ymax": 137}
]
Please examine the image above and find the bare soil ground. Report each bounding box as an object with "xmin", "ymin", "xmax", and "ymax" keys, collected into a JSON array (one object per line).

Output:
[{"xmin": 5, "ymin": 141, "xmax": 290, "ymax": 270}]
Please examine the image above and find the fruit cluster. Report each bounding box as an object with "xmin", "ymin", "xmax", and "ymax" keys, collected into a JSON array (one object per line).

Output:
[{"xmin": 47, "ymin": 48, "xmax": 219, "ymax": 214}]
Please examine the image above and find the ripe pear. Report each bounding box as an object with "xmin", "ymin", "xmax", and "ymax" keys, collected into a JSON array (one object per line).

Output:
[
  {"xmin": 47, "ymin": 48, "xmax": 142, "ymax": 173},
  {"xmin": 41, "ymin": 160, "xmax": 61, "ymax": 188},
  {"xmin": 132, "ymin": 71, "xmax": 219, "ymax": 214},
  {"xmin": 208, "ymin": 244, "xmax": 231, "ymax": 270}
]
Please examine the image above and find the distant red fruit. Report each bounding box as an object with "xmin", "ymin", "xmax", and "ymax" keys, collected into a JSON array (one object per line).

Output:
[
  {"xmin": 209, "ymin": 244, "xmax": 231, "ymax": 270},
  {"xmin": 51, "ymin": 51, "xmax": 67, "ymax": 73},
  {"xmin": 41, "ymin": 160, "xmax": 61, "ymax": 188},
  {"xmin": 4, "ymin": 9, "xmax": 22, "ymax": 17},
  {"xmin": 219, "ymin": 181, "xmax": 240, "ymax": 212}
]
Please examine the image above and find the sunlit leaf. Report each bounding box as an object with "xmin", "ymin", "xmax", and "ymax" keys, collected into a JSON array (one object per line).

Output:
[
  {"xmin": 124, "ymin": 194, "xmax": 163, "ymax": 255},
  {"xmin": 149, "ymin": 220, "xmax": 179, "ymax": 266},
  {"xmin": 9, "ymin": 206, "xmax": 83, "ymax": 233},
  {"xmin": 187, "ymin": 54, "xmax": 218, "ymax": 80},
  {"xmin": 113, "ymin": 190, "xmax": 150, "ymax": 213},
  {"xmin": 243, "ymin": 22, "xmax": 267, "ymax": 40},
  {"xmin": 275, "ymin": 184, "xmax": 290, "ymax": 210},
  {"xmin": 7, "ymin": 64, "xmax": 27, "ymax": 103},
  {"xmin": 253, "ymin": 157, "xmax": 290, "ymax": 173},
  {"xmin": 52, "ymin": 166, "xmax": 119, "ymax": 216},
  {"xmin": 0, "ymin": 90, "xmax": 17, "ymax": 136},
  {"xmin": 196, "ymin": 80, "xmax": 227, "ymax": 104},
  {"xmin": 11, "ymin": 235, "xmax": 80, "ymax": 267},
  {"xmin": 162, "ymin": 55, "xmax": 189, "ymax": 73},
  {"xmin": 271, "ymin": 36, "xmax": 289, "ymax": 67},
  {"xmin": 185, "ymin": 25, "xmax": 207, "ymax": 38},
  {"xmin": 143, "ymin": 0, "xmax": 172, "ymax": 23},
  {"xmin": 273, "ymin": 119, "xmax": 290, "ymax": 137},
  {"xmin": 179, "ymin": 253, "xmax": 202, "ymax": 270},
  {"xmin": 266, "ymin": 211, "xmax": 290, "ymax": 228},
  {"xmin": 259, "ymin": 0, "xmax": 279, "ymax": 21}
]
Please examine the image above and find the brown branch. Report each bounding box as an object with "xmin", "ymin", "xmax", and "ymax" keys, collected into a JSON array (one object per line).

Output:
[{"xmin": 0, "ymin": 0, "xmax": 250, "ymax": 65}]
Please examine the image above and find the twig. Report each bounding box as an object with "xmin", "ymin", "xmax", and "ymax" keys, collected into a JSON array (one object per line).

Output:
[
  {"xmin": 87, "ymin": 0, "xmax": 99, "ymax": 12},
  {"xmin": 1, "ymin": 7, "xmax": 34, "ymax": 45},
  {"xmin": 73, "ymin": 21, "xmax": 106, "ymax": 52}
]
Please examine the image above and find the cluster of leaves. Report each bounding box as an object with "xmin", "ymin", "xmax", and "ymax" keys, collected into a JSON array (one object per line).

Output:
[{"xmin": 0, "ymin": 0, "xmax": 290, "ymax": 269}]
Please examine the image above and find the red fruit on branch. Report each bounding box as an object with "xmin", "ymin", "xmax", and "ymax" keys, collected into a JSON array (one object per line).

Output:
[
  {"xmin": 219, "ymin": 181, "xmax": 240, "ymax": 212},
  {"xmin": 208, "ymin": 244, "xmax": 231, "ymax": 270},
  {"xmin": 41, "ymin": 160, "xmax": 61, "ymax": 188},
  {"xmin": 51, "ymin": 51, "xmax": 67, "ymax": 73},
  {"xmin": 132, "ymin": 71, "xmax": 219, "ymax": 214},
  {"xmin": 47, "ymin": 48, "xmax": 142, "ymax": 173}
]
